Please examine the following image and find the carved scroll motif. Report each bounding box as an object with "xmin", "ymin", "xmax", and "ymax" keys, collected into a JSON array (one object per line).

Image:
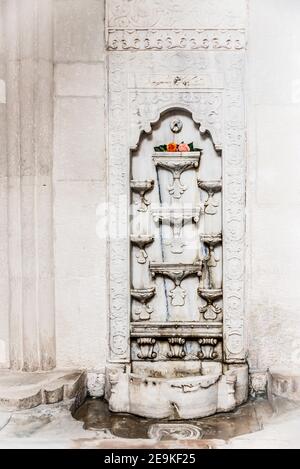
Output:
[
  {"xmin": 168, "ymin": 338, "xmax": 186, "ymax": 359},
  {"xmin": 137, "ymin": 338, "xmax": 157, "ymax": 359},
  {"xmin": 198, "ymin": 338, "xmax": 219, "ymax": 360}
]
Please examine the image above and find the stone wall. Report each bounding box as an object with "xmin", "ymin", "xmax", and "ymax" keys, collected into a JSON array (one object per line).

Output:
[
  {"xmin": 0, "ymin": 0, "xmax": 56, "ymax": 371},
  {"xmin": 247, "ymin": 0, "xmax": 300, "ymax": 374},
  {"xmin": 0, "ymin": 0, "xmax": 299, "ymax": 379},
  {"xmin": 53, "ymin": 0, "xmax": 107, "ymax": 370},
  {"xmin": 0, "ymin": 0, "xmax": 107, "ymax": 372}
]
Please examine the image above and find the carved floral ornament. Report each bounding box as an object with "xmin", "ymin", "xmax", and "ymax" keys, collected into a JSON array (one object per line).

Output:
[
  {"xmin": 107, "ymin": 2, "xmax": 247, "ymax": 52},
  {"xmin": 107, "ymin": 0, "xmax": 248, "ymax": 30}
]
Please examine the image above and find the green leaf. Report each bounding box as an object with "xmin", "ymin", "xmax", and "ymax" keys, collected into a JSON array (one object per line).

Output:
[{"xmin": 154, "ymin": 144, "xmax": 167, "ymax": 152}]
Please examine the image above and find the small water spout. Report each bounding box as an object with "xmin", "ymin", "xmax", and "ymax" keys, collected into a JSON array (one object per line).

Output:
[{"xmin": 171, "ymin": 401, "xmax": 181, "ymax": 419}]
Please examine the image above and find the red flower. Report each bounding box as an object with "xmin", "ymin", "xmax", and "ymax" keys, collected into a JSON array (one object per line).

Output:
[{"xmin": 167, "ymin": 143, "xmax": 178, "ymax": 152}]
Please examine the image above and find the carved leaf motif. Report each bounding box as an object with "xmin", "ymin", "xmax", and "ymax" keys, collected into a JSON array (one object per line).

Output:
[{"xmin": 169, "ymin": 285, "xmax": 186, "ymax": 307}]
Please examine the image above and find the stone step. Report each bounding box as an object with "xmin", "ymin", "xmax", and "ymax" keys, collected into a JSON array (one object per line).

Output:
[{"xmin": 0, "ymin": 371, "xmax": 87, "ymax": 411}]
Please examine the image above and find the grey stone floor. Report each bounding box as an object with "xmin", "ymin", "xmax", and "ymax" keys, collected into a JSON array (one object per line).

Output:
[{"xmin": 0, "ymin": 397, "xmax": 299, "ymax": 449}]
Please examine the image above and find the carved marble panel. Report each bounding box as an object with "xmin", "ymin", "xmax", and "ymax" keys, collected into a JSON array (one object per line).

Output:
[
  {"xmin": 107, "ymin": 0, "xmax": 247, "ymax": 30},
  {"xmin": 107, "ymin": 5, "xmax": 246, "ymax": 365}
]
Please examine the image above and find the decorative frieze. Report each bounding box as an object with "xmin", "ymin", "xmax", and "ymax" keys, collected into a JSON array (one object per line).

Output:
[
  {"xmin": 107, "ymin": 29, "xmax": 246, "ymax": 52},
  {"xmin": 132, "ymin": 336, "xmax": 222, "ymax": 361},
  {"xmin": 107, "ymin": 0, "xmax": 247, "ymax": 31}
]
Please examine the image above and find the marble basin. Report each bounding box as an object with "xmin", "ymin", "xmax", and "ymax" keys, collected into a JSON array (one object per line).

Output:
[{"xmin": 108, "ymin": 365, "xmax": 248, "ymax": 419}]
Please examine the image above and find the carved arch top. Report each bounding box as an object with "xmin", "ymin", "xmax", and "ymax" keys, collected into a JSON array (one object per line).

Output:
[{"xmin": 129, "ymin": 96, "xmax": 223, "ymax": 151}]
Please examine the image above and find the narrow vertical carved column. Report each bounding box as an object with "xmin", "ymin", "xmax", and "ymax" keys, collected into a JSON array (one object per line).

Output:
[{"xmin": 4, "ymin": 0, "xmax": 55, "ymax": 371}]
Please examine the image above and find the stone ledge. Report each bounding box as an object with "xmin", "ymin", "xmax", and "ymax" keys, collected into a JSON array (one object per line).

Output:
[
  {"xmin": 0, "ymin": 370, "xmax": 87, "ymax": 411},
  {"xmin": 269, "ymin": 369, "xmax": 300, "ymax": 402}
]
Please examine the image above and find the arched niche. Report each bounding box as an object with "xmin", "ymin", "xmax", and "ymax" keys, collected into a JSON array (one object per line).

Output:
[{"xmin": 130, "ymin": 107, "xmax": 223, "ymax": 377}]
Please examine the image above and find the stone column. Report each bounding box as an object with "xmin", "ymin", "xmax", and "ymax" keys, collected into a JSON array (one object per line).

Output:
[
  {"xmin": 0, "ymin": 0, "xmax": 9, "ymax": 369},
  {"xmin": 4, "ymin": 0, "xmax": 55, "ymax": 371}
]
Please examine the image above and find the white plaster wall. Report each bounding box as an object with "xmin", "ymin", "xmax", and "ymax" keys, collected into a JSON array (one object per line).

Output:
[
  {"xmin": 247, "ymin": 0, "xmax": 300, "ymax": 373},
  {"xmin": 53, "ymin": 0, "xmax": 107, "ymax": 369}
]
